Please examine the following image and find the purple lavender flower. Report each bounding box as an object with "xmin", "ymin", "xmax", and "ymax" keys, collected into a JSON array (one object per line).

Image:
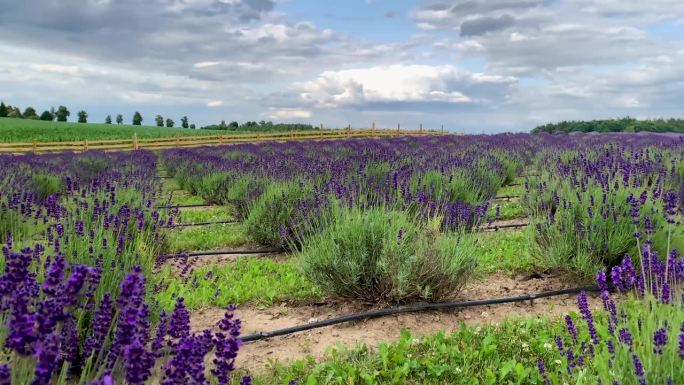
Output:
[
  {"xmin": 577, "ymin": 292, "xmax": 598, "ymax": 344},
  {"xmin": 631, "ymin": 353, "xmax": 645, "ymax": 377},
  {"xmin": 565, "ymin": 315, "xmax": 578, "ymax": 344},
  {"xmin": 619, "ymin": 328, "xmax": 633, "ymax": 348},
  {"xmin": 679, "ymin": 325, "xmax": 684, "ymax": 360},
  {"xmin": 0, "ymin": 364, "xmax": 10, "ymax": 385},
  {"xmin": 32, "ymin": 332, "xmax": 60, "ymax": 385},
  {"xmin": 168, "ymin": 297, "xmax": 191, "ymax": 340},
  {"xmin": 536, "ymin": 358, "xmax": 551, "ymax": 385},
  {"xmin": 653, "ymin": 328, "xmax": 668, "ymax": 355}
]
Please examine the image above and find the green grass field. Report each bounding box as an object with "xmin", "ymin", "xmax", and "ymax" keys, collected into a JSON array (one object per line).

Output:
[{"xmin": 0, "ymin": 117, "xmax": 229, "ymax": 142}]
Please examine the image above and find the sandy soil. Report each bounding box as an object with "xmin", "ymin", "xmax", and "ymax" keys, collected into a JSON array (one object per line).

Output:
[{"xmin": 190, "ymin": 272, "xmax": 599, "ymax": 373}]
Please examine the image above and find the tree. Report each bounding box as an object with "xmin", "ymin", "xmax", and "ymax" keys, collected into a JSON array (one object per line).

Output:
[
  {"xmin": 23, "ymin": 107, "xmax": 38, "ymax": 119},
  {"xmin": 55, "ymin": 106, "xmax": 70, "ymax": 122},
  {"xmin": 39, "ymin": 110, "xmax": 54, "ymax": 121},
  {"xmin": 0, "ymin": 102, "xmax": 7, "ymax": 117},
  {"xmin": 132, "ymin": 112, "xmax": 143, "ymax": 125},
  {"xmin": 77, "ymin": 110, "xmax": 88, "ymax": 123},
  {"xmin": 190, "ymin": 124, "xmax": 196, "ymax": 129},
  {"xmin": 116, "ymin": 114, "xmax": 123, "ymax": 124},
  {"xmin": 105, "ymin": 115, "xmax": 112, "ymax": 124},
  {"xmin": 181, "ymin": 116, "xmax": 189, "ymax": 129},
  {"xmin": 229, "ymin": 121, "xmax": 239, "ymax": 130},
  {"xmin": 165, "ymin": 118, "xmax": 174, "ymax": 128},
  {"xmin": 7, "ymin": 108, "xmax": 21, "ymax": 118},
  {"xmin": 155, "ymin": 115, "xmax": 164, "ymax": 127}
]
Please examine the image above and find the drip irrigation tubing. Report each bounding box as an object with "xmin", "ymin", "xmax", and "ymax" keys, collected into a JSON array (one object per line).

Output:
[
  {"xmin": 479, "ymin": 222, "xmax": 529, "ymax": 231},
  {"xmin": 155, "ymin": 203, "xmax": 217, "ymax": 209},
  {"xmin": 493, "ymin": 195, "xmax": 521, "ymax": 200},
  {"xmin": 173, "ymin": 220, "xmax": 238, "ymax": 228},
  {"xmin": 170, "ymin": 247, "xmax": 284, "ymax": 258},
  {"xmin": 240, "ymin": 285, "xmax": 602, "ymax": 343}
]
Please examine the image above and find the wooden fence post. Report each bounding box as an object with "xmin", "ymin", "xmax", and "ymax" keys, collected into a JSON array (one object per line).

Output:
[
  {"xmin": 441, "ymin": 124, "xmax": 444, "ymax": 135},
  {"xmin": 219, "ymin": 134, "xmax": 224, "ymax": 144},
  {"xmin": 32, "ymin": 139, "xmax": 37, "ymax": 155},
  {"xmin": 320, "ymin": 123, "xmax": 323, "ymax": 138},
  {"xmin": 132, "ymin": 133, "xmax": 139, "ymax": 150},
  {"xmin": 397, "ymin": 123, "xmax": 400, "ymax": 136},
  {"xmin": 372, "ymin": 122, "xmax": 376, "ymax": 137},
  {"xmin": 420, "ymin": 123, "xmax": 423, "ymax": 134},
  {"xmin": 290, "ymin": 129, "xmax": 294, "ymax": 139},
  {"xmin": 83, "ymin": 139, "xmax": 88, "ymax": 152},
  {"xmin": 175, "ymin": 133, "xmax": 180, "ymax": 148}
]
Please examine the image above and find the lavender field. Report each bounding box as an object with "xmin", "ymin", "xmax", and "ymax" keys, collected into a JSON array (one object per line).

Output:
[{"xmin": 1, "ymin": 133, "xmax": 684, "ymax": 384}]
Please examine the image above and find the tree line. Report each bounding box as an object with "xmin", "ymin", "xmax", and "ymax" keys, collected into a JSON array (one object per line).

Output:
[
  {"xmin": 532, "ymin": 117, "xmax": 684, "ymax": 133},
  {"xmin": 0, "ymin": 101, "xmax": 195, "ymax": 128},
  {"xmin": 200, "ymin": 120, "xmax": 314, "ymax": 132},
  {"xmin": 1, "ymin": 101, "xmax": 314, "ymax": 132}
]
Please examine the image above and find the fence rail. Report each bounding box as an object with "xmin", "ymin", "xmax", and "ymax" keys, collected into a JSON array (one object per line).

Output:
[{"xmin": 0, "ymin": 127, "xmax": 449, "ymax": 154}]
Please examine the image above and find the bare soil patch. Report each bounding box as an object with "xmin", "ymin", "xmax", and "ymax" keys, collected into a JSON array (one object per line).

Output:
[{"xmin": 190, "ymin": 272, "xmax": 599, "ymax": 373}]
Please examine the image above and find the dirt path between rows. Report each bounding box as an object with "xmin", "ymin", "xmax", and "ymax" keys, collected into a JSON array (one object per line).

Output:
[{"xmin": 190, "ymin": 272, "xmax": 599, "ymax": 373}]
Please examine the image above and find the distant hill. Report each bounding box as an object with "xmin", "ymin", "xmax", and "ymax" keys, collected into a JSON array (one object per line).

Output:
[{"xmin": 531, "ymin": 117, "xmax": 684, "ymax": 134}]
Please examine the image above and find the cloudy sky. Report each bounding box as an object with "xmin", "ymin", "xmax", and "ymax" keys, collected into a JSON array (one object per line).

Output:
[{"xmin": 1, "ymin": 0, "xmax": 683, "ymax": 132}]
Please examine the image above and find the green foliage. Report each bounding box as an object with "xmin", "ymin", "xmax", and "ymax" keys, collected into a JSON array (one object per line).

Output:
[
  {"xmin": 200, "ymin": 121, "xmax": 315, "ymax": 132},
  {"xmin": 77, "ymin": 110, "xmax": 88, "ymax": 123},
  {"xmin": 0, "ymin": 117, "xmax": 229, "ymax": 142},
  {"xmin": 132, "ymin": 111, "xmax": 143, "ymax": 125},
  {"xmin": 244, "ymin": 181, "xmax": 332, "ymax": 250},
  {"xmin": 532, "ymin": 116, "xmax": 684, "ymax": 133},
  {"xmin": 105, "ymin": 114, "xmax": 112, "ymax": 124},
  {"xmin": 475, "ymin": 229, "xmax": 534, "ymax": 275},
  {"xmin": 300, "ymin": 208, "xmax": 476, "ymax": 302},
  {"xmin": 23, "ymin": 106, "xmax": 38, "ymax": 119},
  {"xmin": 155, "ymin": 258, "xmax": 321, "ymax": 310},
  {"xmin": 155, "ymin": 114, "xmax": 164, "ymax": 127},
  {"xmin": 547, "ymin": 297, "xmax": 684, "ymax": 384},
  {"xmin": 165, "ymin": 223, "xmax": 248, "ymax": 253},
  {"xmin": 0, "ymin": 102, "xmax": 6, "ymax": 117},
  {"xmin": 254, "ymin": 319, "xmax": 562, "ymax": 385},
  {"xmin": 39, "ymin": 110, "xmax": 53, "ymax": 121},
  {"xmin": 527, "ymin": 185, "xmax": 637, "ymax": 279},
  {"xmin": 55, "ymin": 105, "xmax": 70, "ymax": 122},
  {"xmin": 181, "ymin": 116, "xmax": 189, "ymax": 129},
  {"xmin": 166, "ymin": 118, "xmax": 174, "ymax": 128},
  {"xmin": 115, "ymin": 114, "xmax": 123, "ymax": 124},
  {"xmin": 31, "ymin": 172, "xmax": 62, "ymax": 200}
]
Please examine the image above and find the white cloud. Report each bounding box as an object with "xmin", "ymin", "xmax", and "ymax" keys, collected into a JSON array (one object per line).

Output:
[
  {"xmin": 30, "ymin": 64, "xmax": 80, "ymax": 75},
  {"xmin": 269, "ymin": 108, "xmax": 312, "ymax": 119},
  {"xmin": 207, "ymin": 100, "xmax": 223, "ymax": 107},
  {"xmin": 291, "ymin": 65, "xmax": 515, "ymax": 108},
  {"xmin": 193, "ymin": 61, "xmax": 220, "ymax": 68}
]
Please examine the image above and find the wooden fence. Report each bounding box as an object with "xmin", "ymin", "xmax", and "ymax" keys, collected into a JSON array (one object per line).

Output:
[{"xmin": 0, "ymin": 126, "xmax": 450, "ymax": 154}]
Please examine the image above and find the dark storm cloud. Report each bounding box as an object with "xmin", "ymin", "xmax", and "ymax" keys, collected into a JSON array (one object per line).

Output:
[{"xmin": 460, "ymin": 14, "xmax": 515, "ymax": 36}]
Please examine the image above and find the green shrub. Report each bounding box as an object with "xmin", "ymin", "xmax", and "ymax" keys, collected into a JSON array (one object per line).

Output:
[
  {"xmin": 32, "ymin": 172, "xmax": 62, "ymax": 200},
  {"xmin": 300, "ymin": 208, "xmax": 476, "ymax": 302},
  {"xmin": 225, "ymin": 173, "xmax": 267, "ymax": 220},
  {"xmin": 244, "ymin": 181, "xmax": 333, "ymax": 250},
  {"xmin": 528, "ymin": 186, "xmax": 637, "ymax": 279}
]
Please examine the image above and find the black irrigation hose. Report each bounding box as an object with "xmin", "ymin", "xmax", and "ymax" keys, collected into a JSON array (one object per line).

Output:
[
  {"xmin": 173, "ymin": 220, "xmax": 238, "ymax": 228},
  {"xmin": 173, "ymin": 247, "xmax": 284, "ymax": 258},
  {"xmin": 155, "ymin": 203, "xmax": 217, "ymax": 209},
  {"xmin": 493, "ymin": 195, "xmax": 521, "ymax": 200},
  {"xmin": 240, "ymin": 285, "xmax": 601, "ymax": 343},
  {"xmin": 479, "ymin": 223, "xmax": 529, "ymax": 231}
]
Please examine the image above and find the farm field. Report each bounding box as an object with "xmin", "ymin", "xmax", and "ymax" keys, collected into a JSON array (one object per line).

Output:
[
  {"xmin": 0, "ymin": 117, "xmax": 230, "ymax": 142},
  {"xmin": 1, "ymin": 133, "xmax": 683, "ymax": 384}
]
